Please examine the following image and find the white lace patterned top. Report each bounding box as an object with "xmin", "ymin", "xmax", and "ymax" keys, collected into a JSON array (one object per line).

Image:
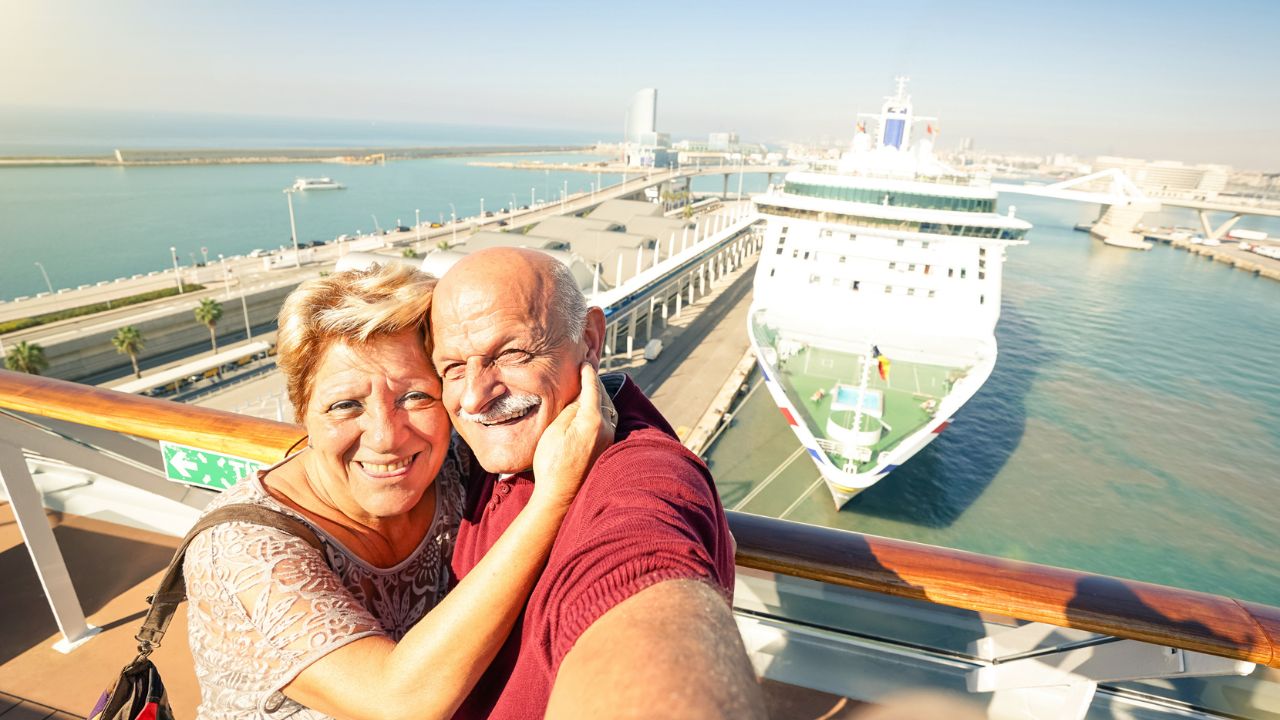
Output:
[{"xmin": 184, "ymin": 438, "xmax": 469, "ymax": 720}]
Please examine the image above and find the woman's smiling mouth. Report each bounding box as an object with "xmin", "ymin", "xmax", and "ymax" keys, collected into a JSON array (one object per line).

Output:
[{"xmin": 357, "ymin": 453, "xmax": 419, "ymax": 476}]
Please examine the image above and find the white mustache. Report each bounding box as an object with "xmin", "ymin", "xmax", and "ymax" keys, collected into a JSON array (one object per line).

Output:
[{"xmin": 458, "ymin": 393, "xmax": 541, "ymax": 425}]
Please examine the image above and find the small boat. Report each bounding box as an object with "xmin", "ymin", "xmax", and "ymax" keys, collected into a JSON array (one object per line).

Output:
[{"xmin": 291, "ymin": 177, "xmax": 345, "ymax": 191}]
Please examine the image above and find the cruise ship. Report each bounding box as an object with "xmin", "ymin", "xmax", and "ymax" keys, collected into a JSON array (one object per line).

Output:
[
  {"xmin": 748, "ymin": 79, "xmax": 1033, "ymax": 507},
  {"xmin": 291, "ymin": 176, "xmax": 345, "ymax": 190}
]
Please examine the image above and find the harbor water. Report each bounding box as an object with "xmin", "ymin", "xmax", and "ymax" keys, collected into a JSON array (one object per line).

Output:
[
  {"xmin": 709, "ymin": 194, "xmax": 1280, "ymax": 606},
  {"xmin": 0, "ymin": 152, "xmax": 619, "ymax": 301}
]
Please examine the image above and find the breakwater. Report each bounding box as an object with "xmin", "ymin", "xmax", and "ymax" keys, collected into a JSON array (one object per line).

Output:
[{"xmin": 0, "ymin": 145, "xmax": 591, "ymax": 168}]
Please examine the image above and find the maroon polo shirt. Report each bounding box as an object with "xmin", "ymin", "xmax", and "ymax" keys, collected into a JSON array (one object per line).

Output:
[{"xmin": 449, "ymin": 373, "xmax": 735, "ymax": 719}]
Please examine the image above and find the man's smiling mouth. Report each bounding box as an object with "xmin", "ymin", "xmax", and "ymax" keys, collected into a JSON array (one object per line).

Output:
[{"xmin": 478, "ymin": 402, "xmax": 539, "ymax": 427}]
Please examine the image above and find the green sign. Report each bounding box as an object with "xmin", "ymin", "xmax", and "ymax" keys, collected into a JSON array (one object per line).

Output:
[{"xmin": 160, "ymin": 441, "xmax": 265, "ymax": 491}]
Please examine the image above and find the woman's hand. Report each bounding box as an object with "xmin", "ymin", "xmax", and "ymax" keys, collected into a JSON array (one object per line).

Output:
[{"xmin": 531, "ymin": 363, "xmax": 616, "ymax": 509}]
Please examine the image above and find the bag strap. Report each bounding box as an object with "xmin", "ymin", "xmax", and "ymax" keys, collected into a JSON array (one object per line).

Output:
[{"xmin": 133, "ymin": 503, "xmax": 324, "ymax": 656}]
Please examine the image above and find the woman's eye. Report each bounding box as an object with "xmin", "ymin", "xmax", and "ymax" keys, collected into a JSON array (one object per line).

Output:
[
  {"xmin": 402, "ymin": 390, "xmax": 436, "ymax": 406},
  {"xmin": 326, "ymin": 399, "xmax": 361, "ymax": 413}
]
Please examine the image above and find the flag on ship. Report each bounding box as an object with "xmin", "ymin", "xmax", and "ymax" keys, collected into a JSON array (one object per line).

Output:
[
  {"xmin": 856, "ymin": 121, "xmax": 866, "ymax": 133},
  {"xmin": 926, "ymin": 123, "xmax": 937, "ymax": 137},
  {"xmin": 872, "ymin": 345, "xmax": 890, "ymax": 381}
]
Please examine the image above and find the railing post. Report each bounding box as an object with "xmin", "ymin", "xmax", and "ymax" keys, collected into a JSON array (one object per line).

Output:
[{"xmin": 0, "ymin": 440, "xmax": 100, "ymax": 652}]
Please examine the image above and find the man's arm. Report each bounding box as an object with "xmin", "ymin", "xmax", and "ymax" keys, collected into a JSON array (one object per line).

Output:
[{"xmin": 546, "ymin": 579, "xmax": 766, "ymax": 720}]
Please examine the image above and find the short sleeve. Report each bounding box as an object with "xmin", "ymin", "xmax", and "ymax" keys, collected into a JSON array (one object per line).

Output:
[
  {"xmin": 185, "ymin": 521, "xmax": 389, "ymax": 714},
  {"xmin": 534, "ymin": 435, "xmax": 731, "ymax": 667}
]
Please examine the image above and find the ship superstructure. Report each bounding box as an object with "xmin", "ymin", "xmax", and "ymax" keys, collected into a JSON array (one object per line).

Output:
[{"xmin": 749, "ymin": 78, "xmax": 1032, "ymax": 507}]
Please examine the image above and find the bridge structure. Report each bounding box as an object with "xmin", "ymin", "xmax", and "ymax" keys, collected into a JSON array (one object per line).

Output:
[{"xmin": 993, "ymin": 169, "xmax": 1280, "ymax": 249}]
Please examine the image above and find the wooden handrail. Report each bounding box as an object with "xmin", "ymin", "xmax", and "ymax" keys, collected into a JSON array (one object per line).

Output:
[
  {"xmin": 2, "ymin": 369, "xmax": 1277, "ymax": 669},
  {"xmin": 729, "ymin": 512, "xmax": 1279, "ymax": 669},
  {"xmin": 0, "ymin": 369, "xmax": 303, "ymax": 463}
]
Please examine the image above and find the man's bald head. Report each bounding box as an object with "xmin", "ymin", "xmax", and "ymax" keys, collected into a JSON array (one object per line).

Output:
[
  {"xmin": 432, "ymin": 248, "xmax": 585, "ymax": 342},
  {"xmin": 429, "ymin": 247, "xmax": 604, "ymax": 473}
]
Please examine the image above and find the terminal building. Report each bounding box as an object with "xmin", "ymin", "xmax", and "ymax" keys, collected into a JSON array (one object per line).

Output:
[
  {"xmin": 340, "ymin": 199, "xmax": 695, "ymax": 297},
  {"xmin": 1093, "ymin": 156, "xmax": 1230, "ymax": 198},
  {"xmin": 673, "ymin": 131, "xmax": 771, "ymax": 167}
]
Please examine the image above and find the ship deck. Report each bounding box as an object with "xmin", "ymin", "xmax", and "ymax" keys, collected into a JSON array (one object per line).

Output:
[{"xmin": 773, "ymin": 346, "xmax": 957, "ymax": 471}]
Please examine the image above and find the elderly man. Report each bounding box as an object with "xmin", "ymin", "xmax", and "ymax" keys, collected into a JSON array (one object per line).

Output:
[{"xmin": 431, "ymin": 247, "xmax": 763, "ymax": 719}]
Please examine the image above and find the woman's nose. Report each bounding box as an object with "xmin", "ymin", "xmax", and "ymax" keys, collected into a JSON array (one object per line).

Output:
[{"xmin": 362, "ymin": 402, "xmax": 407, "ymax": 452}]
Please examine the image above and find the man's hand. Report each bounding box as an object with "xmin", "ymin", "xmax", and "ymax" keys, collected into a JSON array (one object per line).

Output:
[
  {"xmin": 546, "ymin": 579, "xmax": 765, "ymax": 719},
  {"xmin": 531, "ymin": 362, "xmax": 615, "ymax": 509}
]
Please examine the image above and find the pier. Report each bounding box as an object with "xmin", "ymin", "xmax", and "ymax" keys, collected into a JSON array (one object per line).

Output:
[
  {"xmin": 1143, "ymin": 232, "xmax": 1280, "ymax": 281},
  {"xmin": 0, "ymin": 145, "xmax": 590, "ymax": 168}
]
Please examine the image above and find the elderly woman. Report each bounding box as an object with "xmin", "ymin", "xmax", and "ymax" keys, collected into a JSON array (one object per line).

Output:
[{"xmin": 183, "ymin": 263, "xmax": 610, "ymax": 720}]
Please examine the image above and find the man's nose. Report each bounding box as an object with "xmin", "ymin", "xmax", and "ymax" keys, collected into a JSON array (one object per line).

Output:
[{"xmin": 460, "ymin": 359, "xmax": 505, "ymax": 416}]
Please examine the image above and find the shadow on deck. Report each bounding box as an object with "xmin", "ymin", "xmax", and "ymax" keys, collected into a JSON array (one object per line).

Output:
[{"xmin": 0, "ymin": 504, "xmax": 197, "ymax": 717}]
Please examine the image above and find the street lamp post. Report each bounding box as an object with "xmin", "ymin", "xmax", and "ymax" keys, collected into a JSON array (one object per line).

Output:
[
  {"xmin": 33, "ymin": 262, "xmax": 52, "ymax": 294},
  {"xmin": 531, "ymin": 187, "xmax": 536, "ymax": 207},
  {"xmin": 218, "ymin": 254, "xmax": 230, "ymax": 299},
  {"xmin": 170, "ymin": 246, "xmax": 184, "ymax": 294},
  {"xmin": 229, "ymin": 267, "xmax": 252, "ymax": 341},
  {"xmin": 284, "ymin": 189, "xmax": 301, "ymax": 269},
  {"xmin": 416, "ymin": 208, "xmax": 422, "ymax": 244},
  {"xmin": 449, "ymin": 203, "xmax": 457, "ymax": 245}
]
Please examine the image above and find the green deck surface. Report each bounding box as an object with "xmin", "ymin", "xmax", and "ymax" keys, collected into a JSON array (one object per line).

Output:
[{"xmin": 771, "ymin": 345, "xmax": 961, "ymax": 471}]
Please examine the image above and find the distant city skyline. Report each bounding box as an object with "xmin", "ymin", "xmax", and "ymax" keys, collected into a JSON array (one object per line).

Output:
[{"xmin": 3, "ymin": 0, "xmax": 1278, "ymax": 169}]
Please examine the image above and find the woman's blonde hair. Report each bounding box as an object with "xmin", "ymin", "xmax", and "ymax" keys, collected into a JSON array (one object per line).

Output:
[{"xmin": 277, "ymin": 262, "xmax": 436, "ymax": 422}]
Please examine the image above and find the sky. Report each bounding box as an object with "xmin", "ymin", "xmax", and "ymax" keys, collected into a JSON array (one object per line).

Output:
[{"xmin": 3, "ymin": 0, "xmax": 1279, "ymax": 169}]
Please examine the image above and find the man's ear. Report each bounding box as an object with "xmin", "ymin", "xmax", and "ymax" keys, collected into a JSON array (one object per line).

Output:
[{"xmin": 582, "ymin": 306, "xmax": 606, "ymax": 369}]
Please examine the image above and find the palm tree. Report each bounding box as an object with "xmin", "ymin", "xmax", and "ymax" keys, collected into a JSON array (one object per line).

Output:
[
  {"xmin": 194, "ymin": 298, "xmax": 224, "ymax": 354},
  {"xmin": 4, "ymin": 340, "xmax": 49, "ymax": 375},
  {"xmin": 112, "ymin": 326, "xmax": 145, "ymax": 378}
]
